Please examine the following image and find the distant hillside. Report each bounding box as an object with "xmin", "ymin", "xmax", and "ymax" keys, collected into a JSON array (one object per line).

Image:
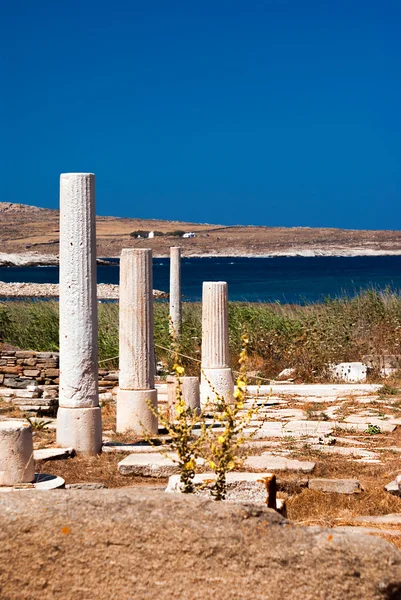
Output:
[
  {"xmin": 0, "ymin": 202, "xmax": 52, "ymax": 214},
  {"xmin": 0, "ymin": 202, "xmax": 401, "ymax": 258}
]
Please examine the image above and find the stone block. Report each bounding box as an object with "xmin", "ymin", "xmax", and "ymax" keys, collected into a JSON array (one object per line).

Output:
[
  {"xmin": 308, "ymin": 478, "xmax": 361, "ymax": 494},
  {"xmin": 244, "ymin": 453, "xmax": 315, "ymax": 473},
  {"xmin": 42, "ymin": 389, "xmax": 58, "ymax": 400},
  {"xmin": 23, "ymin": 369, "xmax": 40, "ymax": 377},
  {"xmin": 118, "ymin": 452, "xmax": 181, "ymax": 477},
  {"xmin": 0, "ymin": 367, "xmax": 22, "ymax": 375},
  {"xmin": 4, "ymin": 378, "xmax": 33, "ymax": 389},
  {"xmin": 65, "ymin": 483, "xmax": 107, "ymax": 490},
  {"xmin": 11, "ymin": 389, "xmax": 40, "ymax": 398},
  {"xmin": 36, "ymin": 352, "xmax": 54, "ymax": 359},
  {"xmin": 0, "ymin": 374, "xmax": 4, "ymax": 384},
  {"xmin": 33, "ymin": 447, "xmax": 74, "ymax": 461},
  {"xmin": 15, "ymin": 351, "xmax": 35, "ymax": 359},
  {"xmin": 104, "ymin": 372, "xmax": 119, "ymax": 381},
  {"xmin": 45, "ymin": 368, "xmax": 59, "ymax": 377}
]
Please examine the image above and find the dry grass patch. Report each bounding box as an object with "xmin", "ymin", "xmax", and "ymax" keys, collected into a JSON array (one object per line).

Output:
[{"xmin": 40, "ymin": 453, "xmax": 167, "ymax": 489}]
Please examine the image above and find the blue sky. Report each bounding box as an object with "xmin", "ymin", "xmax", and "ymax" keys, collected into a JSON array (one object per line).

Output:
[{"xmin": 1, "ymin": 0, "xmax": 400, "ymax": 229}]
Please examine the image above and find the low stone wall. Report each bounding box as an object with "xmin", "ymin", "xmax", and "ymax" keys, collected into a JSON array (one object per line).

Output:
[{"xmin": 0, "ymin": 350, "xmax": 118, "ymax": 415}]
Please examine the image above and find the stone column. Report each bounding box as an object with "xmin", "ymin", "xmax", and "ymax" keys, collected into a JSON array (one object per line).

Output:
[
  {"xmin": 117, "ymin": 248, "xmax": 158, "ymax": 434},
  {"xmin": 56, "ymin": 173, "xmax": 102, "ymax": 454},
  {"xmin": 0, "ymin": 422, "xmax": 35, "ymax": 486},
  {"xmin": 200, "ymin": 282, "xmax": 234, "ymax": 406},
  {"xmin": 169, "ymin": 246, "xmax": 182, "ymax": 339},
  {"xmin": 182, "ymin": 376, "xmax": 200, "ymax": 411}
]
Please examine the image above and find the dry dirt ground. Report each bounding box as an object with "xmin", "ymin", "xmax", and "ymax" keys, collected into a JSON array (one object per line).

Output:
[{"xmin": 1, "ymin": 202, "xmax": 401, "ymax": 257}]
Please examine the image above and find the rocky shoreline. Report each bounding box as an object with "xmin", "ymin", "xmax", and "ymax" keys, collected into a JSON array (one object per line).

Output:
[
  {"xmin": 0, "ymin": 282, "xmax": 168, "ymax": 300},
  {"xmin": 2, "ymin": 249, "xmax": 401, "ymax": 268}
]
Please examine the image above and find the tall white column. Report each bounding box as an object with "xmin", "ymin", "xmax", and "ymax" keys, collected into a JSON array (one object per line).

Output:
[
  {"xmin": 169, "ymin": 246, "xmax": 182, "ymax": 338},
  {"xmin": 200, "ymin": 281, "xmax": 234, "ymax": 406},
  {"xmin": 117, "ymin": 248, "xmax": 158, "ymax": 434},
  {"xmin": 56, "ymin": 173, "xmax": 102, "ymax": 455}
]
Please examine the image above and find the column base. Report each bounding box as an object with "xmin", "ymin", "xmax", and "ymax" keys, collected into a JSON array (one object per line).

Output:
[
  {"xmin": 116, "ymin": 389, "xmax": 158, "ymax": 435},
  {"xmin": 200, "ymin": 368, "xmax": 234, "ymax": 407},
  {"xmin": 56, "ymin": 406, "xmax": 102, "ymax": 455}
]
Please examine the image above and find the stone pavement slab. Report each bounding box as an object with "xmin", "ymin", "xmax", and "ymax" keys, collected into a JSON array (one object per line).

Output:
[
  {"xmin": 308, "ymin": 478, "xmax": 361, "ymax": 494},
  {"xmin": 33, "ymin": 447, "xmax": 74, "ymax": 461},
  {"xmin": 244, "ymin": 453, "xmax": 315, "ymax": 473}
]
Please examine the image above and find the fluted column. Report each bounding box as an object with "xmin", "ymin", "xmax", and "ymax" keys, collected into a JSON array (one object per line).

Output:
[
  {"xmin": 56, "ymin": 173, "xmax": 102, "ymax": 454},
  {"xmin": 117, "ymin": 248, "xmax": 158, "ymax": 434},
  {"xmin": 169, "ymin": 246, "xmax": 182, "ymax": 338},
  {"xmin": 200, "ymin": 282, "xmax": 234, "ymax": 406}
]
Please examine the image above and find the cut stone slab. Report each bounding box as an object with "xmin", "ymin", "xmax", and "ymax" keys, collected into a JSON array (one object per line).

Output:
[
  {"xmin": 354, "ymin": 514, "xmax": 401, "ymax": 525},
  {"xmin": 118, "ymin": 453, "xmax": 183, "ymax": 477},
  {"xmin": 310, "ymin": 446, "xmax": 378, "ymax": 460},
  {"xmin": 244, "ymin": 453, "xmax": 315, "ymax": 473},
  {"xmin": 283, "ymin": 421, "xmax": 334, "ymax": 436},
  {"xmin": 33, "ymin": 447, "xmax": 74, "ymax": 461},
  {"xmin": 309, "ymin": 478, "xmax": 361, "ymax": 494},
  {"xmin": 337, "ymin": 421, "xmax": 396, "ymax": 433},
  {"xmin": 66, "ymin": 483, "xmax": 107, "ymax": 490},
  {"xmin": 166, "ymin": 472, "xmax": 286, "ymax": 509},
  {"xmin": 262, "ymin": 409, "xmax": 305, "ymax": 419},
  {"xmin": 247, "ymin": 383, "xmax": 381, "ymax": 400},
  {"xmin": 103, "ymin": 442, "xmax": 171, "ymax": 454}
]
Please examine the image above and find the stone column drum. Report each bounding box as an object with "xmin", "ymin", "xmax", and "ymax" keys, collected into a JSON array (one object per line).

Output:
[
  {"xmin": 117, "ymin": 249, "xmax": 158, "ymax": 434},
  {"xmin": 182, "ymin": 376, "xmax": 200, "ymax": 411},
  {"xmin": 200, "ymin": 282, "xmax": 234, "ymax": 406},
  {"xmin": 169, "ymin": 246, "xmax": 182, "ymax": 338},
  {"xmin": 56, "ymin": 173, "xmax": 102, "ymax": 454},
  {"xmin": 0, "ymin": 422, "xmax": 35, "ymax": 486}
]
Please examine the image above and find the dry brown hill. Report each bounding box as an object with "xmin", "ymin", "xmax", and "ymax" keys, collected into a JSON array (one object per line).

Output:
[{"xmin": 0, "ymin": 202, "xmax": 401, "ymax": 258}]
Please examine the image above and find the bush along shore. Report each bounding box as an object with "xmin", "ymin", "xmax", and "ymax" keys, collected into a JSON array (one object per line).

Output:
[{"xmin": 0, "ymin": 289, "xmax": 400, "ymax": 381}]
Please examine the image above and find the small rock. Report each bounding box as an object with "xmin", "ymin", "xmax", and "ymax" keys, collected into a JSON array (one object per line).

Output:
[{"xmin": 385, "ymin": 480, "xmax": 401, "ymax": 497}]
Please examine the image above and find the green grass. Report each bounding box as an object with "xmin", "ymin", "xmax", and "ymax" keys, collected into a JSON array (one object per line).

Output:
[{"xmin": 0, "ymin": 288, "xmax": 400, "ymax": 380}]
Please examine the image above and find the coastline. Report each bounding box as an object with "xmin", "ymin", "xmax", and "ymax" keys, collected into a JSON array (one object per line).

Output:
[
  {"xmin": 2, "ymin": 248, "xmax": 401, "ymax": 268},
  {"xmin": 0, "ymin": 282, "xmax": 168, "ymax": 300}
]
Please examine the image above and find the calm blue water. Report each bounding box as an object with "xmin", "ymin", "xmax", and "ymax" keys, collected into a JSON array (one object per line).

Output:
[{"xmin": 1, "ymin": 256, "xmax": 401, "ymax": 304}]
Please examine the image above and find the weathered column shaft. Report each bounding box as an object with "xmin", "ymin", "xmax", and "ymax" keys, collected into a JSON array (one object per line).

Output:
[
  {"xmin": 56, "ymin": 173, "xmax": 102, "ymax": 454},
  {"xmin": 200, "ymin": 281, "xmax": 234, "ymax": 405},
  {"xmin": 117, "ymin": 248, "xmax": 158, "ymax": 434},
  {"xmin": 201, "ymin": 282, "xmax": 230, "ymax": 368},
  {"xmin": 119, "ymin": 249, "xmax": 155, "ymax": 390},
  {"xmin": 169, "ymin": 246, "xmax": 182, "ymax": 338},
  {"xmin": 182, "ymin": 376, "xmax": 200, "ymax": 411}
]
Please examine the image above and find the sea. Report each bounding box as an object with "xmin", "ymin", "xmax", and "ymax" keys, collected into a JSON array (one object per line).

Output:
[{"xmin": 1, "ymin": 255, "xmax": 401, "ymax": 304}]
